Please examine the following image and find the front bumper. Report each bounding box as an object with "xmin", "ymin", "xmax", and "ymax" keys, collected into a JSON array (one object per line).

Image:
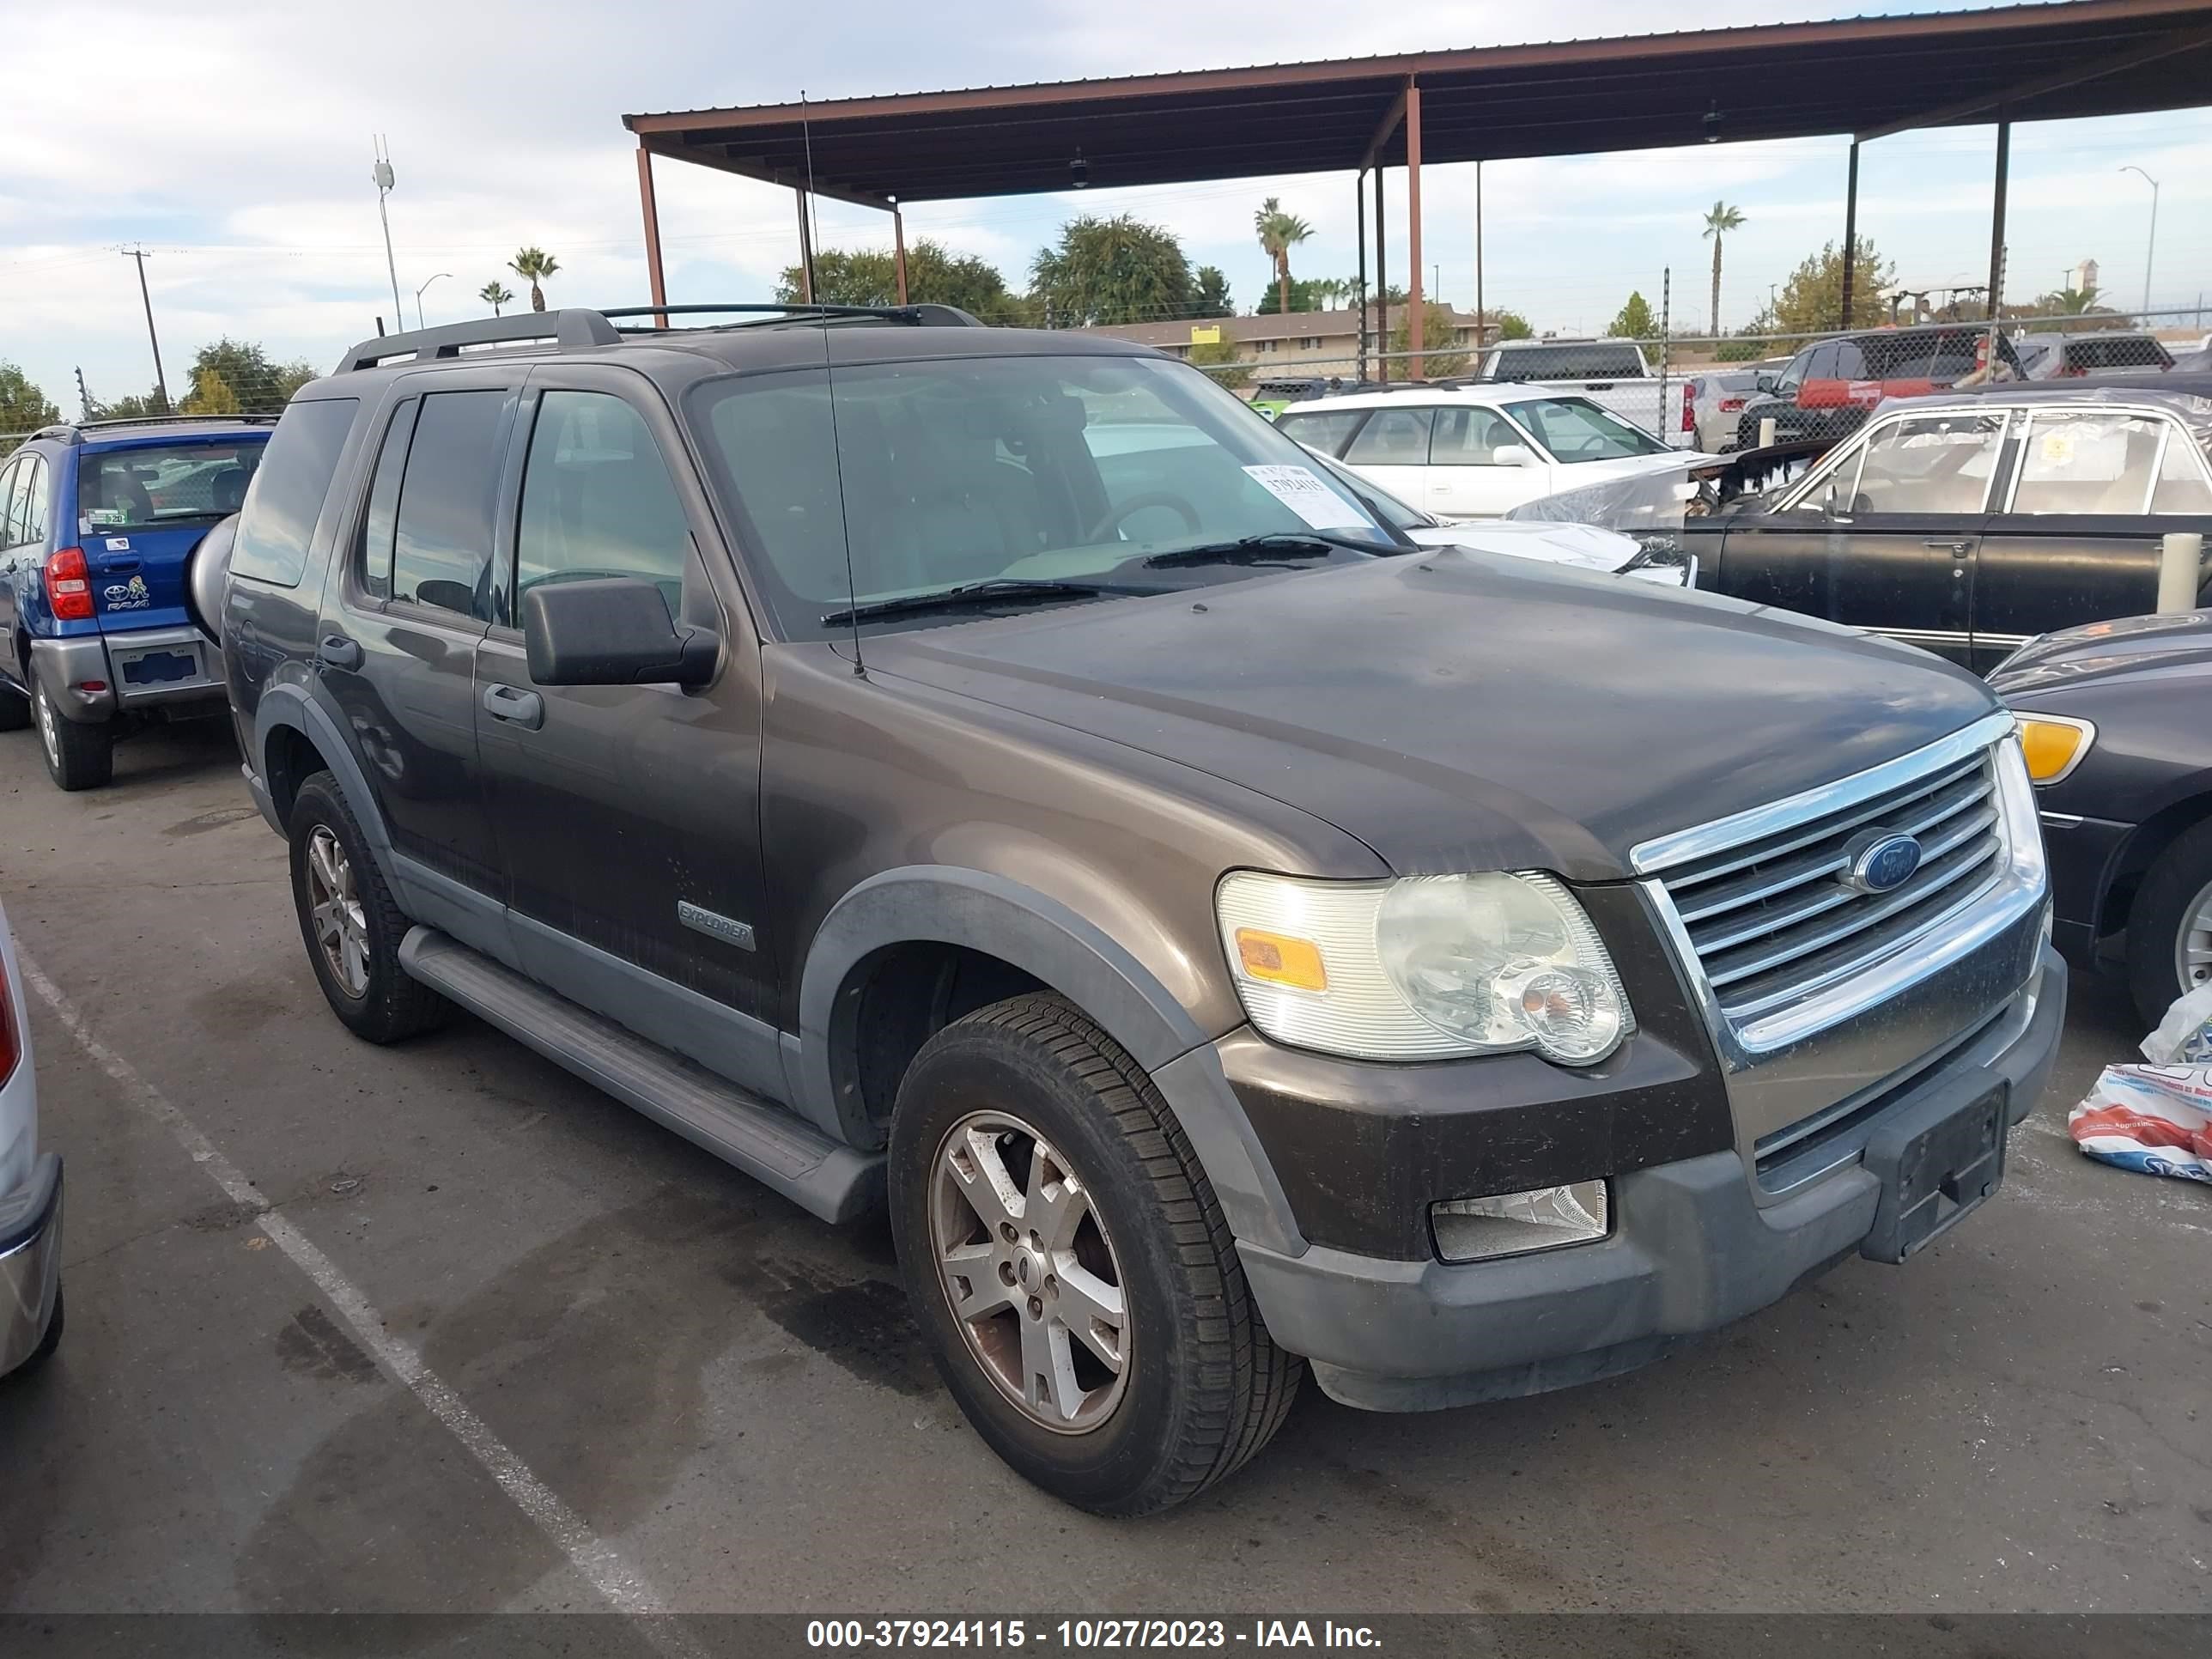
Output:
[
  {"xmin": 1238, "ymin": 945, "xmax": 2064, "ymax": 1412},
  {"xmin": 0, "ymin": 1152, "xmax": 63, "ymax": 1376}
]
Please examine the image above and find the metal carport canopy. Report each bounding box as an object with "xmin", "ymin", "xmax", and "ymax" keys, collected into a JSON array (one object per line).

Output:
[{"xmin": 623, "ymin": 0, "xmax": 2212, "ymax": 206}]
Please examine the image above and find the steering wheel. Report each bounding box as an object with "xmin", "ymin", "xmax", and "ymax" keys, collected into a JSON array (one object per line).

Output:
[{"xmin": 1087, "ymin": 492, "xmax": 1202, "ymax": 542}]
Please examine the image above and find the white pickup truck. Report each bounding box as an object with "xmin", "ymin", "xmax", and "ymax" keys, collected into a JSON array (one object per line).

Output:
[{"xmin": 1463, "ymin": 339, "xmax": 1694, "ymax": 447}]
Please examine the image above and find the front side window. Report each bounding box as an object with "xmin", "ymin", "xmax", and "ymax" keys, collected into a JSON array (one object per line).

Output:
[
  {"xmin": 1430, "ymin": 405, "xmax": 1526, "ymax": 465},
  {"xmin": 1272, "ymin": 407, "xmax": 1367, "ymax": 458},
  {"xmin": 1506, "ymin": 398, "xmax": 1668, "ymax": 463},
  {"xmin": 231, "ymin": 399, "xmax": 356, "ymax": 588},
  {"xmin": 77, "ymin": 440, "xmax": 264, "ymax": 534},
  {"xmin": 0, "ymin": 459, "xmax": 27, "ymax": 547},
  {"xmin": 1343, "ymin": 407, "xmax": 1434, "ymax": 465},
  {"xmin": 1837, "ymin": 412, "xmax": 2007, "ymax": 515},
  {"xmin": 690, "ymin": 354, "xmax": 1393, "ymax": 641},
  {"xmin": 3, "ymin": 455, "xmax": 46, "ymax": 548},
  {"xmin": 2153, "ymin": 431, "xmax": 2212, "ymax": 514},
  {"xmin": 515, "ymin": 392, "xmax": 690, "ymax": 613},
  {"xmin": 389, "ymin": 389, "xmax": 507, "ymax": 619},
  {"xmin": 2011, "ymin": 412, "xmax": 2180, "ymax": 516}
]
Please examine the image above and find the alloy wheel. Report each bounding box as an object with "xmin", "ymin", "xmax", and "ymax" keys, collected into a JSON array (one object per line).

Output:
[
  {"xmin": 34, "ymin": 683, "xmax": 59, "ymax": 771},
  {"xmin": 305, "ymin": 826, "xmax": 370, "ymax": 996},
  {"xmin": 928, "ymin": 1110, "xmax": 1130, "ymax": 1434},
  {"xmin": 2179, "ymin": 876, "xmax": 2212, "ymax": 994}
]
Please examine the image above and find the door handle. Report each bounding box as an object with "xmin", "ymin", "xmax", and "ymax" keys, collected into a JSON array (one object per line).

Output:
[
  {"xmin": 1923, "ymin": 539, "xmax": 1973, "ymax": 555},
  {"xmin": 316, "ymin": 634, "xmax": 362, "ymax": 670},
  {"xmin": 481, "ymin": 683, "xmax": 544, "ymax": 730}
]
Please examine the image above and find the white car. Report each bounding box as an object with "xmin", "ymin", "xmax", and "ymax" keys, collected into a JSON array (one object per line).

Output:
[
  {"xmin": 1277, "ymin": 386, "xmax": 1723, "ymax": 521},
  {"xmin": 0, "ymin": 895, "xmax": 63, "ymax": 1382}
]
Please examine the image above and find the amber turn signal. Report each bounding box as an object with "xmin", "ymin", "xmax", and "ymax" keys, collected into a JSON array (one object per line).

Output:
[
  {"xmin": 1234, "ymin": 927, "xmax": 1328, "ymax": 992},
  {"xmin": 2014, "ymin": 716, "xmax": 2094, "ymax": 784}
]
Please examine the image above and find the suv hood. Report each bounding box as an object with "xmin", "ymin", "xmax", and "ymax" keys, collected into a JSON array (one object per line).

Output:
[
  {"xmin": 1990, "ymin": 609, "xmax": 2212, "ymax": 696},
  {"xmin": 865, "ymin": 553, "xmax": 1998, "ymax": 880}
]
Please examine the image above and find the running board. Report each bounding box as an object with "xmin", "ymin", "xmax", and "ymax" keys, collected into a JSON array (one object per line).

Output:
[{"xmin": 399, "ymin": 927, "xmax": 883, "ymax": 1223}]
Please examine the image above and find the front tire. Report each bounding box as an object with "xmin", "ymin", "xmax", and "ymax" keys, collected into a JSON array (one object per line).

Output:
[
  {"xmin": 889, "ymin": 994, "xmax": 1300, "ymax": 1516},
  {"xmin": 5, "ymin": 1285, "xmax": 63, "ymax": 1383},
  {"xmin": 32, "ymin": 678, "xmax": 113, "ymax": 791},
  {"xmin": 2129, "ymin": 818, "xmax": 2212, "ymax": 1029},
  {"xmin": 287, "ymin": 770, "xmax": 450, "ymax": 1043}
]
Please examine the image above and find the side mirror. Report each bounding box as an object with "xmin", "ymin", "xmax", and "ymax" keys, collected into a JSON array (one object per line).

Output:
[
  {"xmin": 1754, "ymin": 374, "xmax": 1777, "ymax": 394},
  {"xmin": 522, "ymin": 577, "xmax": 717, "ymax": 688},
  {"xmin": 1490, "ymin": 444, "xmax": 1535, "ymax": 468}
]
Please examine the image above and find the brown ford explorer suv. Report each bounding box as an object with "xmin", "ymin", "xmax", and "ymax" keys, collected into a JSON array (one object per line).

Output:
[{"xmin": 191, "ymin": 304, "xmax": 2063, "ymax": 1516}]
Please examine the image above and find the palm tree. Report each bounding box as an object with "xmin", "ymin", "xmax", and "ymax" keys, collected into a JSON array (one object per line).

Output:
[
  {"xmin": 1701, "ymin": 200, "xmax": 1746, "ymax": 337},
  {"xmin": 507, "ymin": 247, "xmax": 560, "ymax": 313},
  {"xmin": 1254, "ymin": 197, "xmax": 1314, "ymax": 316},
  {"xmin": 479, "ymin": 280, "xmax": 515, "ymax": 316}
]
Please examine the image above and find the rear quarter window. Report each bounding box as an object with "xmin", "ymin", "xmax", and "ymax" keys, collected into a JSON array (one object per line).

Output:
[{"xmin": 230, "ymin": 398, "xmax": 359, "ymax": 588}]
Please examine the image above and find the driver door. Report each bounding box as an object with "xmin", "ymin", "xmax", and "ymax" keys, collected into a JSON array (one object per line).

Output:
[
  {"xmin": 1339, "ymin": 405, "xmax": 1434, "ymax": 515},
  {"xmin": 1714, "ymin": 410, "xmax": 2008, "ymax": 665}
]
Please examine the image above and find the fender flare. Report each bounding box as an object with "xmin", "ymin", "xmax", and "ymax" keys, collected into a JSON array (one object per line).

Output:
[
  {"xmin": 796, "ymin": 866, "xmax": 1304, "ymax": 1255},
  {"xmin": 252, "ymin": 683, "xmax": 398, "ymax": 886}
]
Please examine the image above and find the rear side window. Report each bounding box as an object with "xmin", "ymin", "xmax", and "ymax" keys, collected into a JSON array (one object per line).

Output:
[
  {"xmin": 389, "ymin": 390, "xmax": 507, "ymax": 620},
  {"xmin": 3, "ymin": 453, "xmax": 47, "ymax": 548},
  {"xmin": 1271, "ymin": 407, "xmax": 1367, "ymax": 458},
  {"xmin": 1343, "ymin": 407, "xmax": 1433, "ymax": 465},
  {"xmin": 514, "ymin": 392, "xmax": 691, "ymax": 612},
  {"xmin": 231, "ymin": 400, "xmax": 357, "ymax": 587},
  {"xmin": 2154, "ymin": 435, "xmax": 2212, "ymax": 514}
]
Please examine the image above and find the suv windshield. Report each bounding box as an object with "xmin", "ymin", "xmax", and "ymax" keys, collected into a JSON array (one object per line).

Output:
[
  {"xmin": 1509, "ymin": 398, "xmax": 1671, "ymax": 463},
  {"xmin": 690, "ymin": 353, "xmax": 1395, "ymax": 639},
  {"xmin": 76, "ymin": 441, "xmax": 264, "ymax": 533}
]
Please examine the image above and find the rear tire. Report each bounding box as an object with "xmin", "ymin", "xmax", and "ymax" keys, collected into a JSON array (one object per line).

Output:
[
  {"xmin": 2128, "ymin": 818, "xmax": 2212, "ymax": 1030},
  {"xmin": 888, "ymin": 993, "xmax": 1300, "ymax": 1516},
  {"xmin": 32, "ymin": 678, "xmax": 113, "ymax": 791},
  {"xmin": 287, "ymin": 770, "xmax": 451, "ymax": 1043}
]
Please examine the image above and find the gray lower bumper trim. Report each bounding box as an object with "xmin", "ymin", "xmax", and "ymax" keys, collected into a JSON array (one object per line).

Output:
[
  {"xmin": 0, "ymin": 1153, "xmax": 63, "ymax": 1376},
  {"xmin": 1241, "ymin": 948, "xmax": 2065, "ymax": 1413}
]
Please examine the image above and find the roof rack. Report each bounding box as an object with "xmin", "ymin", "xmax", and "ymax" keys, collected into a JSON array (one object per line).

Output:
[
  {"xmin": 336, "ymin": 301, "xmax": 988, "ymax": 375},
  {"xmin": 27, "ymin": 413, "xmax": 282, "ymax": 445}
]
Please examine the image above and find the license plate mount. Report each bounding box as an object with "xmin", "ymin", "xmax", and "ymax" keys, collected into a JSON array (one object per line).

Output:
[{"xmin": 1859, "ymin": 1085, "xmax": 2008, "ymax": 1264}]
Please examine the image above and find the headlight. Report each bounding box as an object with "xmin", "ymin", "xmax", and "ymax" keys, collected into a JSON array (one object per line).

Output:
[
  {"xmin": 1216, "ymin": 870, "xmax": 1632, "ymax": 1064},
  {"xmin": 2013, "ymin": 714, "xmax": 2095, "ymax": 784}
]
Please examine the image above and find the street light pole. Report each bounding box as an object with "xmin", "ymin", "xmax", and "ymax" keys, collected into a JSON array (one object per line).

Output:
[
  {"xmin": 2120, "ymin": 166, "xmax": 2159, "ymax": 317},
  {"xmin": 372, "ymin": 137, "xmax": 404, "ymax": 330},
  {"xmin": 414, "ymin": 272, "xmax": 453, "ymax": 329}
]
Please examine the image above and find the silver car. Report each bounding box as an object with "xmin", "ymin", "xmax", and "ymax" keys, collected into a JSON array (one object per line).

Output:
[{"xmin": 0, "ymin": 895, "xmax": 63, "ymax": 1381}]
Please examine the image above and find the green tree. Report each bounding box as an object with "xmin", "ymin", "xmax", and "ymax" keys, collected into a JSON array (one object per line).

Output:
[
  {"xmin": 180, "ymin": 339, "xmax": 317, "ymax": 413},
  {"xmin": 1389, "ymin": 302, "xmax": 1470, "ymax": 379},
  {"xmin": 776, "ymin": 240, "xmax": 1028, "ymax": 325},
  {"xmin": 1701, "ymin": 200, "xmax": 1746, "ymax": 337},
  {"xmin": 1, "ymin": 362, "xmax": 61, "ymax": 453},
  {"xmin": 2025, "ymin": 285, "xmax": 2124, "ymax": 331},
  {"xmin": 179, "ymin": 367, "xmax": 241, "ymax": 416},
  {"xmin": 1187, "ymin": 337, "xmax": 1249, "ymax": 390},
  {"xmin": 508, "ymin": 246, "xmax": 560, "ymax": 313},
  {"xmin": 1192, "ymin": 265, "xmax": 1234, "ymax": 318},
  {"xmin": 480, "ymin": 280, "xmax": 515, "ymax": 315},
  {"xmin": 1030, "ymin": 215, "xmax": 1194, "ymax": 328},
  {"xmin": 1255, "ymin": 276, "xmax": 1335, "ymax": 315},
  {"xmin": 1607, "ymin": 291, "xmax": 1657, "ymax": 339},
  {"xmin": 1253, "ymin": 196, "xmax": 1315, "ymax": 319},
  {"xmin": 1488, "ymin": 308, "xmax": 1534, "ymax": 341},
  {"xmin": 1776, "ymin": 239, "xmax": 1894, "ymax": 333}
]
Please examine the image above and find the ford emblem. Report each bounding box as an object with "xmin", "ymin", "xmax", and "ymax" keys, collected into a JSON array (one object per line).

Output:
[{"xmin": 1844, "ymin": 831, "xmax": 1923, "ymax": 896}]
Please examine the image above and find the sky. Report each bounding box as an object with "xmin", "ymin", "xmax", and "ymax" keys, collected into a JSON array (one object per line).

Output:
[{"xmin": 4, "ymin": 0, "xmax": 2209, "ymax": 418}]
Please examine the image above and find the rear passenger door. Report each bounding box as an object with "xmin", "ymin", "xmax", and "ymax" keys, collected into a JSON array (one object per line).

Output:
[
  {"xmin": 471, "ymin": 366, "xmax": 782, "ymax": 1079},
  {"xmin": 1975, "ymin": 408, "xmax": 2212, "ymax": 669},
  {"xmin": 319, "ymin": 372, "xmax": 517, "ymax": 898},
  {"xmin": 0, "ymin": 454, "xmax": 37, "ymax": 680},
  {"xmin": 1339, "ymin": 405, "xmax": 1433, "ymax": 511}
]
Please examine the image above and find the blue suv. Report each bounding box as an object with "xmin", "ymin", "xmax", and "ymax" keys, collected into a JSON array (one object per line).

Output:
[{"xmin": 0, "ymin": 416, "xmax": 272, "ymax": 789}]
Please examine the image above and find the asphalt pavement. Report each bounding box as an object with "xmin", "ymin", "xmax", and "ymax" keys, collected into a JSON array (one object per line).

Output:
[{"xmin": 3, "ymin": 719, "xmax": 2207, "ymax": 1627}]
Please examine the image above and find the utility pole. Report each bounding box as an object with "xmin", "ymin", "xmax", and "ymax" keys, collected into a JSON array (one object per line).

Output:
[
  {"xmin": 2120, "ymin": 166, "xmax": 2159, "ymax": 319},
  {"xmin": 74, "ymin": 368, "xmax": 93, "ymax": 422},
  {"xmin": 372, "ymin": 137, "xmax": 404, "ymax": 331},
  {"xmin": 120, "ymin": 245, "xmax": 170, "ymax": 411}
]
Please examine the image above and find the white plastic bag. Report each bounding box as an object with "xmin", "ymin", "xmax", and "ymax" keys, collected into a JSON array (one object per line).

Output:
[{"xmin": 2069, "ymin": 984, "xmax": 2212, "ymax": 1183}]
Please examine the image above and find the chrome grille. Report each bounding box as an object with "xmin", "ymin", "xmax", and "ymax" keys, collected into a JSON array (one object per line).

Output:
[{"xmin": 1648, "ymin": 749, "xmax": 2004, "ymax": 1030}]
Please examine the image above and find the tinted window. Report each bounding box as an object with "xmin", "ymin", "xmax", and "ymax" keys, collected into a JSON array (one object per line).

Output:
[
  {"xmin": 1832, "ymin": 342, "xmax": 1869, "ymax": 380},
  {"xmin": 391, "ymin": 390, "xmax": 507, "ymax": 619},
  {"xmin": 1491, "ymin": 343, "xmax": 1641, "ymax": 380},
  {"xmin": 2153, "ymin": 434, "xmax": 2212, "ymax": 514},
  {"xmin": 1429, "ymin": 405, "xmax": 1525, "ymax": 465},
  {"xmin": 2012, "ymin": 413, "xmax": 2168, "ymax": 515},
  {"xmin": 0, "ymin": 459, "xmax": 25, "ymax": 546},
  {"xmin": 1272, "ymin": 407, "xmax": 1367, "ymax": 458},
  {"xmin": 1776, "ymin": 350, "xmax": 1812, "ymax": 392},
  {"xmin": 515, "ymin": 392, "xmax": 690, "ymax": 611},
  {"xmin": 356, "ymin": 400, "xmax": 419, "ymax": 602},
  {"xmin": 228, "ymin": 400, "xmax": 356, "ymax": 587},
  {"xmin": 1805, "ymin": 344, "xmax": 1839, "ymax": 380},
  {"xmin": 1844, "ymin": 413, "xmax": 2006, "ymax": 514},
  {"xmin": 1343, "ymin": 407, "xmax": 1434, "ymax": 464},
  {"xmin": 78, "ymin": 441, "xmax": 265, "ymax": 534},
  {"xmin": 19, "ymin": 454, "xmax": 47, "ymax": 545}
]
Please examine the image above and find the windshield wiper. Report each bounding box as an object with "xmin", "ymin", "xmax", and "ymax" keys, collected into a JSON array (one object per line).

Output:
[
  {"xmin": 1141, "ymin": 531, "xmax": 1381, "ymax": 569},
  {"xmin": 820, "ymin": 577, "xmax": 1158, "ymax": 629}
]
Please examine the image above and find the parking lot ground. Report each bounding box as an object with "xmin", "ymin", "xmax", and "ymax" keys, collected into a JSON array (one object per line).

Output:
[{"xmin": 2, "ymin": 720, "xmax": 2209, "ymax": 1622}]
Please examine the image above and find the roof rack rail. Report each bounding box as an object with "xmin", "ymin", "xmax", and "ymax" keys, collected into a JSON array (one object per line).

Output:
[
  {"xmin": 336, "ymin": 308, "xmax": 624, "ymax": 374},
  {"xmin": 25, "ymin": 413, "xmax": 282, "ymax": 445},
  {"xmin": 599, "ymin": 301, "xmax": 985, "ymax": 329}
]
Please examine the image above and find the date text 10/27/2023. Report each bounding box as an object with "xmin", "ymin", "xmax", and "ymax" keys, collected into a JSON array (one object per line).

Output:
[{"xmin": 806, "ymin": 1620, "xmax": 1382, "ymax": 1650}]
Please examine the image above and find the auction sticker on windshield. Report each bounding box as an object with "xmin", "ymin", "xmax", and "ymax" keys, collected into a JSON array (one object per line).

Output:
[{"xmin": 1243, "ymin": 465, "xmax": 1368, "ymax": 530}]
